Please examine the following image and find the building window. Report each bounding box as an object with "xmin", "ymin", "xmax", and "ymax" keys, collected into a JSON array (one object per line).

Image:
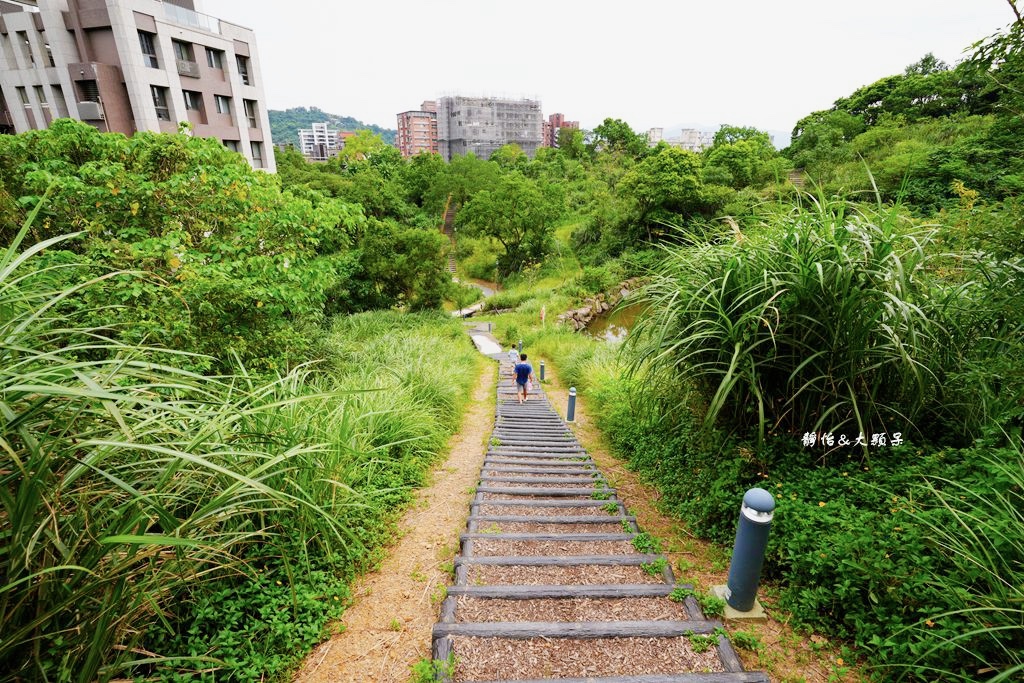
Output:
[
  {"xmin": 52, "ymin": 84, "xmax": 68, "ymax": 117},
  {"xmin": 250, "ymin": 141, "xmax": 264, "ymax": 168},
  {"xmin": 44, "ymin": 42, "xmax": 55, "ymax": 67},
  {"xmin": 206, "ymin": 48, "xmax": 224, "ymax": 70},
  {"xmin": 77, "ymin": 80, "xmax": 99, "ymax": 103},
  {"xmin": 183, "ymin": 90, "xmax": 203, "ymax": 111},
  {"xmin": 138, "ymin": 31, "xmax": 158, "ymax": 68},
  {"xmin": 223, "ymin": 140, "xmax": 239, "ymax": 152},
  {"xmin": 172, "ymin": 40, "xmax": 194, "ymax": 62},
  {"xmin": 243, "ymin": 99, "xmax": 257, "ymax": 128},
  {"xmin": 33, "ymin": 85, "xmax": 47, "ymax": 106},
  {"xmin": 16, "ymin": 86, "xmax": 29, "ymax": 106},
  {"xmin": 235, "ymin": 55, "xmax": 250, "ymax": 85},
  {"xmin": 214, "ymin": 94, "xmax": 231, "ymax": 115},
  {"xmin": 16, "ymin": 31, "xmax": 34, "ymax": 66},
  {"xmin": 151, "ymin": 85, "xmax": 170, "ymax": 121}
]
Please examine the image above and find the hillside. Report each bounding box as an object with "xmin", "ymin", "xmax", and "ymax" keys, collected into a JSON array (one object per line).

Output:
[{"xmin": 269, "ymin": 106, "xmax": 397, "ymax": 147}]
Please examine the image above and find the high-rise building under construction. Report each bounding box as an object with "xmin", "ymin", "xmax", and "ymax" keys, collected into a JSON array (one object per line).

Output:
[{"xmin": 435, "ymin": 95, "xmax": 542, "ymax": 161}]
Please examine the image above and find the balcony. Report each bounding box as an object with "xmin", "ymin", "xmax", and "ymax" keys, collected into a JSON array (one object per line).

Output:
[
  {"xmin": 164, "ymin": 3, "xmax": 221, "ymax": 35},
  {"xmin": 176, "ymin": 58, "xmax": 200, "ymax": 78}
]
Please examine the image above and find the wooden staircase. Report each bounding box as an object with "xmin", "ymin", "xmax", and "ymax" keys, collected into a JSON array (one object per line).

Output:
[{"xmin": 430, "ymin": 354, "xmax": 769, "ymax": 682}]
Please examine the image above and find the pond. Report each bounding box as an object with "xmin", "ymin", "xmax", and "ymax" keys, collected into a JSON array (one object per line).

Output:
[
  {"xmin": 584, "ymin": 302, "xmax": 646, "ymax": 343},
  {"xmin": 468, "ymin": 278, "xmax": 501, "ymax": 297}
]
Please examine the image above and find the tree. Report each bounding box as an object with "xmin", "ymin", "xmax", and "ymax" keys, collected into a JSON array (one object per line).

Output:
[
  {"xmin": 334, "ymin": 129, "xmax": 389, "ymax": 166},
  {"xmin": 704, "ymin": 126, "xmax": 786, "ymax": 189},
  {"xmin": 557, "ymin": 127, "xmax": 587, "ymax": 160},
  {"xmin": 423, "ymin": 152, "xmax": 501, "ymax": 214},
  {"xmin": 456, "ymin": 172, "xmax": 563, "ymax": 275},
  {"xmin": 786, "ymin": 109, "xmax": 865, "ymax": 179},
  {"xmin": 489, "ymin": 144, "xmax": 529, "ymax": 172},
  {"xmin": 399, "ymin": 151, "xmax": 446, "ymax": 207},
  {"xmin": 712, "ymin": 125, "xmax": 774, "ymax": 150},
  {"xmin": 904, "ymin": 52, "xmax": 949, "ymax": 76},
  {"xmin": 589, "ymin": 117, "xmax": 649, "ymax": 159},
  {"xmin": 617, "ymin": 147, "xmax": 707, "ymax": 238},
  {"xmin": 339, "ymin": 218, "xmax": 449, "ymax": 312},
  {"xmin": 0, "ymin": 119, "xmax": 366, "ymax": 373}
]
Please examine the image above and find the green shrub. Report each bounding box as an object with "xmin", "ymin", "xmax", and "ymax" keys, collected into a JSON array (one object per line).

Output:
[
  {"xmin": 564, "ymin": 262, "xmax": 625, "ymax": 297},
  {"xmin": 627, "ymin": 197, "xmax": 968, "ymax": 443}
]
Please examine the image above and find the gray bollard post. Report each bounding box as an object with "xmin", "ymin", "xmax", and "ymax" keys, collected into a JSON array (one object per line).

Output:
[
  {"xmin": 540, "ymin": 360, "xmax": 545, "ymax": 382},
  {"xmin": 567, "ymin": 387, "xmax": 577, "ymax": 422},
  {"xmin": 487, "ymin": 322, "xmax": 491, "ymax": 332},
  {"xmin": 518, "ymin": 339, "xmax": 523, "ymax": 353},
  {"xmin": 725, "ymin": 488, "xmax": 776, "ymax": 611}
]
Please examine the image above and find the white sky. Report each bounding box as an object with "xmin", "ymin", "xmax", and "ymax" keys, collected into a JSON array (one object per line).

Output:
[{"xmin": 200, "ymin": 0, "xmax": 1016, "ymax": 143}]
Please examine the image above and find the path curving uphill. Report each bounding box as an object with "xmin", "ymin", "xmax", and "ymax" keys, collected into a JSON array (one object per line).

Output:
[{"xmin": 431, "ymin": 344, "xmax": 769, "ymax": 682}]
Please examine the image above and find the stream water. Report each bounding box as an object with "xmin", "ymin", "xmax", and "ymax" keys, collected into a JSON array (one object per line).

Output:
[{"xmin": 583, "ymin": 302, "xmax": 646, "ymax": 343}]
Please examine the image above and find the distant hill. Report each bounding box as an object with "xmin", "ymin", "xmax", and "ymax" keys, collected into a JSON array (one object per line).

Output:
[{"xmin": 268, "ymin": 107, "xmax": 397, "ymax": 147}]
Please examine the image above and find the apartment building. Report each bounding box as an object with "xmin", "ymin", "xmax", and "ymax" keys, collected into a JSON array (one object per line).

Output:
[
  {"xmin": 298, "ymin": 121, "xmax": 339, "ymax": 161},
  {"xmin": 0, "ymin": 0, "xmax": 275, "ymax": 171},
  {"xmin": 541, "ymin": 112, "xmax": 578, "ymax": 148},
  {"xmin": 395, "ymin": 99, "xmax": 437, "ymax": 158},
  {"xmin": 435, "ymin": 96, "xmax": 542, "ymax": 161},
  {"xmin": 646, "ymin": 127, "xmax": 714, "ymax": 152}
]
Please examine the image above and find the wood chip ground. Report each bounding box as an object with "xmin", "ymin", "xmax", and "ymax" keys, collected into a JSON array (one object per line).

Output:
[
  {"xmin": 471, "ymin": 539, "xmax": 637, "ymax": 557},
  {"xmin": 455, "ymin": 596, "xmax": 690, "ymax": 622},
  {"xmin": 452, "ymin": 636, "xmax": 725, "ymax": 679}
]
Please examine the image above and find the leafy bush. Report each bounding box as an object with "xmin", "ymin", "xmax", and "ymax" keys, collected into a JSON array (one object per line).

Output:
[
  {"xmin": 564, "ymin": 262, "xmax": 625, "ymax": 297},
  {"xmin": 0, "ymin": 122, "xmax": 451, "ymax": 374}
]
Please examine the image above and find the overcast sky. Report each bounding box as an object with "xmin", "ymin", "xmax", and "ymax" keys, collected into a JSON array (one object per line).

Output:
[{"xmin": 200, "ymin": 1, "xmax": 1016, "ymax": 144}]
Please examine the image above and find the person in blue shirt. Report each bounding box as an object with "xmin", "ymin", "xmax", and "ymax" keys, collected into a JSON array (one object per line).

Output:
[{"xmin": 512, "ymin": 353, "xmax": 535, "ymax": 404}]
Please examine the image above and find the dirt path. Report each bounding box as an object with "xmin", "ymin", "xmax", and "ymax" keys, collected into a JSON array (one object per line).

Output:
[{"xmin": 293, "ymin": 361, "xmax": 497, "ymax": 683}]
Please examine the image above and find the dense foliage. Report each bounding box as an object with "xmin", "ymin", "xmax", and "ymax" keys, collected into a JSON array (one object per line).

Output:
[
  {"xmin": 0, "ymin": 207, "xmax": 480, "ymax": 680},
  {"xmin": 0, "ymin": 120, "xmax": 450, "ymax": 373}
]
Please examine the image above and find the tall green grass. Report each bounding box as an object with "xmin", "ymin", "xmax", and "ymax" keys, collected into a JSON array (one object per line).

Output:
[
  {"xmin": 627, "ymin": 197, "xmax": 956, "ymax": 444},
  {"xmin": 899, "ymin": 445, "xmax": 1024, "ymax": 682},
  {"xmin": 1, "ymin": 217, "xmax": 480, "ymax": 680}
]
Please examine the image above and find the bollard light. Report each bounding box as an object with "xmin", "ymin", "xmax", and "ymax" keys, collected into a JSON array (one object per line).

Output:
[
  {"xmin": 487, "ymin": 322, "xmax": 492, "ymax": 332},
  {"xmin": 567, "ymin": 387, "xmax": 577, "ymax": 422},
  {"xmin": 725, "ymin": 488, "xmax": 775, "ymax": 611},
  {"xmin": 518, "ymin": 339, "xmax": 523, "ymax": 353},
  {"xmin": 540, "ymin": 360, "xmax": 545, "ymax": 382}
]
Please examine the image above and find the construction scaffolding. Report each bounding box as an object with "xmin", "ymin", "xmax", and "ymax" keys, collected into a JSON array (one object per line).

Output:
[{"xmin": 436, "ymin": 96, "xmax": 543, "ymax": 161}]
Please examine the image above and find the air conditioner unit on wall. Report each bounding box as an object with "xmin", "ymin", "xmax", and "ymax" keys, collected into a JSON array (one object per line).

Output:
[{"xmin": 77, "ymin": 101, "xmax": 103, "ymax": 119}]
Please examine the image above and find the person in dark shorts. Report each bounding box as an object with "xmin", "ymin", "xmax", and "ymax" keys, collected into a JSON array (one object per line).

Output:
[{"xmin": 512, "ymin": 353, "xmax": 535, "ymax": 404}]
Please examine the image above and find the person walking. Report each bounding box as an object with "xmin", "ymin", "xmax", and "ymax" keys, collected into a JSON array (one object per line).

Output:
[
  {"xmin": 512, "ymin": 353, "xmax": 535, "ymax": 404},
  {"xmin": 507, "ymin": 346, "xmax": 519, "ymax": 365}
]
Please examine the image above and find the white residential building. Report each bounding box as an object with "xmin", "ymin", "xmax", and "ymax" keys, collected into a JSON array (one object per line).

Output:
[{"xmin": 297, "ymin": 121, "xmax": 339, "ymax": 161}]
